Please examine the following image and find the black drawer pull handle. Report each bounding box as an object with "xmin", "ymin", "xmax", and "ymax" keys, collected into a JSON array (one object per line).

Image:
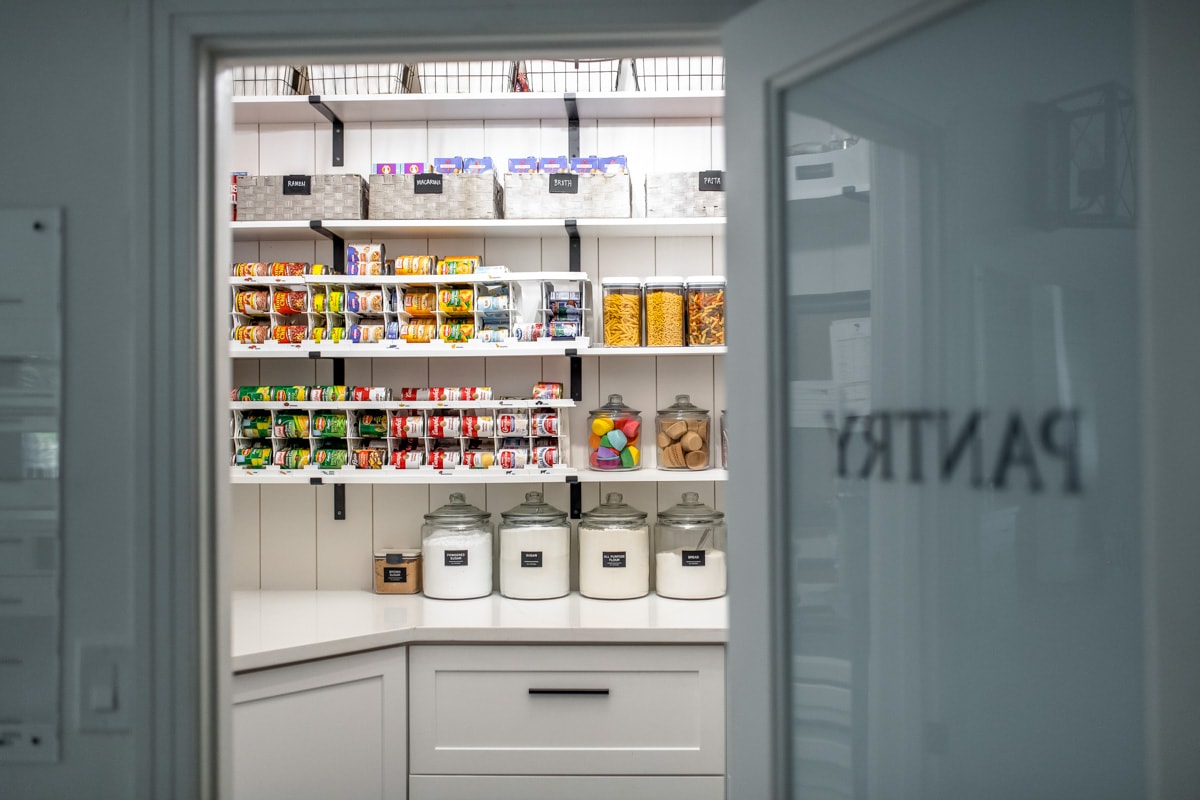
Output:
[{"xmin": 528, "ymin": 688, "xmax": 610, "ymax": 696}]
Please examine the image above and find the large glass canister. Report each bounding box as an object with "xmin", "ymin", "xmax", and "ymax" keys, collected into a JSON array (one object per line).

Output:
[
  {"xmin": 654, "ymin": 491, "xmax": 727, "ymax": 599},
  {"xmin": 588, "ymin": 393, "xmax": 642, "ymax": 471},
  {"xmin": 685, "ymin": 276, "xmax": 726, "ymax": 346},
  {"xmin": 421, "ymin": 492, "xmax": 493, "ymax": 599},
  {"xmin": 643, "ymin": 276, "xmax": 685, "ymax": 346},
  {"xmin": 578, "ymin": 492, "xmax": 650, "ymax": 599},
  {"xmin": 498, "ymin": 490, "xmax": 570, "ymax": 600},
  {"xmin": 655, "ymin": 394, "xmax": 711, "ymax": 470},
  {"xmin": 600, "ymin": 277, "xmax": 642, "ymax": 347}
]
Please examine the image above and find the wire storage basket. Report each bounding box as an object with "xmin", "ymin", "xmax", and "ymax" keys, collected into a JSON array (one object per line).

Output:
[
  {"xmin": 515, "ymin": 59, "xmax": 624, "ymax": 92},
  {"xmin": 231, "ymin": 65, "xmax": 307, "ymax": 96},
  {"xmin": 415, "ymin": 61, "xmax": 518, "ymax": 93},
  {"xmin": 632, "ymin": 57, "xmax": 725, "ymax": 91},
  {"xmin": 305, "ymin": 63, "xmax": 420, "ymax": 95}
]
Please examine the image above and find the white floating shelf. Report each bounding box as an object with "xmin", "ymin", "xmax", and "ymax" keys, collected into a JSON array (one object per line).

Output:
[
  {"xmin": 229, "ymin": 217, "xmax": 725, "ymax": 242},
  {"xmin": 576, "ymin": 468, "xmax": 729, "ymax": 483},
  {"xmin": 230, "ymin": 399, "xmax": 574, "ymax": 411},
  {"xmin": 581, "ymin": 346, "xmax": 726, "ymax": 357},
  {"xmin": 228, "ymin": 271, "xmax": 587, "ymax": 286},
  {"xmin": 229, "ymin": 340, "xmax": 591, "ymax": 359},
  {"xmin": 230, "ymin": 467, "xmax": 579, "ymax": 485}
]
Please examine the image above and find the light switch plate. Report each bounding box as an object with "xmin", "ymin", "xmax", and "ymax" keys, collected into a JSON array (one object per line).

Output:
[{"xmin": 77, "ymin": 643, "xmax": 132, "ymax": 732}]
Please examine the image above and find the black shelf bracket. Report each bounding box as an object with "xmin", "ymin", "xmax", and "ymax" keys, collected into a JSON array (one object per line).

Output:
[
  {"xmin": 332, "ymin": 358, "xmax": 345, "ymax": 385},
  {"xmin": 309, "ymin": 96, "xmax": 344, "ymax": 167},
  {"xmin": 564, "ymin": 93, "xmax": 580, "ymax": 159},
  {"xmin": 568, "ymin": 350, "xmax": 582, "ymax": 402},
  {"xmin": 309, "ymin": 221, "xmax": 345, "ymax": 274},
  {"xmin": 568, "ymin": 478, "xmax": 582, "ymax": 520},
  {"xmin": 333, "ymin": 484, "xmax": 346, "ymax": 521},
  {"xmin": 565, "ymin": 219, "xmax": 580, "ymax": 272}
]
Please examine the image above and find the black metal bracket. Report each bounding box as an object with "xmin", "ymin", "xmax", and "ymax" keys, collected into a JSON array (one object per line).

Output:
[
  {"xmin": 566, "ymin": 348, "xmax": 582, "ymax": 402},
  {"xmin": 309, "ymin": 477, "xmax": 323, "ymax": 485},
  {"xmin": 308, "ymin": 96, "xmax": 344, "ymax": 167},
  {"xmin": 332, "ymin": 358, "xmax": 345, "ymax": 385},
  {"xmin": 333, "ymin": 484, "xmax": 346, "ymax": 521},
  {"xmin": 564, "ymin": 93, "xmax": 579, "ymax": 159},
  {"xmin": 565, "ymin": 219, "xmax": 580, "ymax": 272},
  {"xmin": 309, "ymin": 221, "xmax": 345, "ymax": 274},
  {"xmin": 841, "ymin": 186, "xmax": 869, "ymax": 203},
  {"xmin": 568, "ymin": 477, "xmax": 581, "ymax": 520}
]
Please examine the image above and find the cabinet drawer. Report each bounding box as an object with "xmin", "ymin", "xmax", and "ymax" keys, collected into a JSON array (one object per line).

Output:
[
  {"xmin": 409, "ymin": 774, "xmax": 725, "ymax": 800},
  {"xmin": 408, "ymin": 644, "xmax": 724, "ymax": 776}
]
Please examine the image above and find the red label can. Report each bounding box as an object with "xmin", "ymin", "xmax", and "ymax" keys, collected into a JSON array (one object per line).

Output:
[
  {"xmin": 497, "ymin": 449, "xmax": 529, "ymax": 470},
  {"xmin": 532, "ymin": 413, "xmax": 559, "ymax": 436}
]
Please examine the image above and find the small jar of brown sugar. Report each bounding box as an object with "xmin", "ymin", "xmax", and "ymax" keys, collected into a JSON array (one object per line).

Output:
[{"xmin": 373, "ymin": 550, "xmax": 422, "ymax": 594}]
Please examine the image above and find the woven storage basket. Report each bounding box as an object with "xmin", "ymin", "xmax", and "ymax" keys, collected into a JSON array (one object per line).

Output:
[
  {"xmin": 368, "ymin": 173, "xmax": 502, "ymax": 220},
  {"xmin": 237, "ymin": 175, "xmax": 368, "ymax": 221},
  {"xmin": 646, "ymin": 172, "xmax": 726, "ymax": 218},
  {"xmin": 502, "ymin": 173, "xmax": 631, "ymax": 219}
]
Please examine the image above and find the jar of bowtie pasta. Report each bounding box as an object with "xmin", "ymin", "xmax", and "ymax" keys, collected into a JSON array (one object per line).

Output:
[
  {"xmin": 643, "ymin": 276, "xmax": 685, "ymax": 347},
  {"xmin": 600, "ymin": 277, "xmax": 642, "ymax": 347}
]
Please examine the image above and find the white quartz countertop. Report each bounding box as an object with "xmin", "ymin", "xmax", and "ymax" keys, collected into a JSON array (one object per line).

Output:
[{"xmin": 232, "ymin": 590, "xmax": 728, "ymax": 672}]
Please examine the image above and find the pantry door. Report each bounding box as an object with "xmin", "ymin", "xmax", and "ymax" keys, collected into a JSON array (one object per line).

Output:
[{"xmin": 723, "ymin": 1, "xmax": 1148, "ymax": 798}]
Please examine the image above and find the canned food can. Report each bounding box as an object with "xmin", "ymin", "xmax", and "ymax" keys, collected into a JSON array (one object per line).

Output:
[
  {"xmin": 329, "ymin": 290, "xmax": 345, "ymax": 313},
  {"xmin": 349, "ymin": 324, "xmax": 385, "ymax": 343},
  {"xmin": 532, "ymin": 412, "xmax": 559, "ymax": 436},
  {"xmin": 463, "ymin": 450, "xmax": 496, "ymax": 469},
  {"xmin": 310, "ymin": 263, "xmax": 329, "ymax": 275},
  {"xmin": 545, "ymin": 322, "xmax": 580, "ymax": 339},
  {"xmin": 313, "ymin": 448, "xmax": 349, "ymax": 468},
  {"xmin": 273, "ymin": 291, "xmax": 307, "ymax": 314},
  {"xmin": 439, "ymin": 322, "xmax": 475, "ymax": 343},
  {"xmin": 513, "ymin": 323, "xmax": 544, "ymax": 341},
  {"xmin": 496, "ymin": 448, "xmax": 529, "ymax": 470},
  {"xmin": 357, "ymin": 413, "xmax": 389, "ymax": 438},
  {"xmin": 239, "ymin": 413, "xmax": 272, "ymax": 439},
  {"xmin": 233, "ymin": 446, "xmax": 272, "ymax": 469},
  {"xmin": 435, "ymin": 255, "xmax": 479, "ymax": 275},
  {"xmin": 401, "ymin": 322, "xmax": 434, "ymax": 343},
  {"xmin": 310, "ymin": 385, "xmax": 348, "ymax": 402},
  {"xmin": 269, "ymin": 386, "xmax": 307, "ymax": 402},
  {"xmin": 386, "ymin": 321, "xmax": 400, "ymax": 340},
  {"xmin": 438, "ymin": 288, "xmax": 474, "ymax": 313},
  {"xmin": 461, "ymin": 415, "xmax": 494, "ymax": 437},
  {"xmin": 476, "ymin": 328, "xmax": 508, "ymax": 343},
  {"xmin": 232, "ymin": 262, "xmax": 269, "ymax": 277},
  {"xmin": 235, "ymin": 290, "xmax": 269, "ymax": 314},
  {"xmin": 351, "ymin": 386, "xmax": 391, "ymax": 402},
  {"xmin": 403, "ymin": 289, "xmax": 436, "ymax": 316},
  {"xmin": 272, "ymin": 325, "xmax": 307, "ymax": 344},
  {"xmin": 313, "ymin": 413, "xmax": 348, "ymax": 438},
  {"xmin": 348, "ymin": 290, "xmax": 384, "ymax": 314},
  {"xmin": 427, "ymin": 415, "xmax": 461, "ymax": 438},
  {"xmin": 328, "ymin": 327, "xmax": 346, "ymax": 343},
  {"xmin": 391, "ymin": 415, "xmax": 424, "ymax": 438},
  {"xmin": 310, "ymin": 327, "xmax": 328, "ymax": 343},
  {"xmin": 273, "ymin": 413, "xmax": 309, "ymax": 439},
  {"xmin": 531, "ymin": 382, "xmax": 564, "ymax": 399},
  {"xmin": 311, "ymin": 292, "xmax": 327, "ymax": 313},
  {"xmin": 274, "ymin": 447, "xmax": 311, "ymax": 469},
  {"xmin": 390, "ymin": 450, "xmax": 425, "ymax": 469},
  {"xmin": 235, "ymin": 386, "xmax": 272, "ymax": 401},
  {"xmin": 354, "ymin": 448, "xmax": 385, "ymax": 469},
  {"xmin": 475, "ymin": 292, "xmax": 509, "ymax": 312},
  {"xmin": 233, "ymin": 325, "xmax": 268, "ymax": 344},
  {"xmin": 533, "ymin": 446, "xmax": 559, "ymax": 468},
  {"xmin": 269, "ymin": 262, "xmax": 308, "ymax": 276},
  {"xmin": 427, "ymin": 450, "xmax": 462, "ymax": 470},
  {"xmin": 461, "ymin": 387, "xmax": 493, "ymax": 401},
  {"xmin": 395, "ymin": 255, "xmax": 434, "ymax": 275},
  {"xmin": 497, "ymin": 413, "xmax": 529, "ymax": 436}
]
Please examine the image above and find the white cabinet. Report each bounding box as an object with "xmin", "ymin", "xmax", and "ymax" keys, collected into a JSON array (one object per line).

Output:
[{"xmin": 232, "ymin": 648, "xmax": 407, "ymax": 800}]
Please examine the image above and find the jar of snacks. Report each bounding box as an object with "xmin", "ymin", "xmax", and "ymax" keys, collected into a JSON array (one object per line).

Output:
[
  {"xmin": 655, "ymin": 394, "xmax": 711, "ymax": 471},
  {"xmin": 654, "ymin": 491, "xmax": 727, "ymax": 599},
  {"xmin": 685, "ymin": 276, "xmax": 726, "ymax": 346},
  {"xmin": 643, "ymin": 277, "xmax": 685, "ymax": 347},
  {"xmin": 588, "ymin": 393, "xmax": 642, "ymax": 471},
  {"xmin": 600, "ymin": 277, "xmax": 642, "ymax": 347}
]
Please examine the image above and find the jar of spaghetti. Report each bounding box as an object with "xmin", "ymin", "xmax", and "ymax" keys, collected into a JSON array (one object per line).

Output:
[
  {"xmin": 643, "ymin": 277, "xmax": 685, "ymax": 346},
  {"xmin": 600, "ymin": 277, "xmax": 642, "ymax": 347},
  {"xmin": 685, "ymin": 276, "xmax": 726, "ymax": 346}
]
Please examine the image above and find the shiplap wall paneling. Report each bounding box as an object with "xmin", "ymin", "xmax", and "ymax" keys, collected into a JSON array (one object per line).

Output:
[
  {"xmin": 259, "ymin": 485, "xmax": 317, "ymax": 589},
  {"xmin": 317, "ymin": 484, "xmax": 374, "ymax": 590}
]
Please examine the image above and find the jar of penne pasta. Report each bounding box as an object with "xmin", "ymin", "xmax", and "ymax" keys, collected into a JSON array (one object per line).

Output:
[
  {"xmin": 601, "ymin": 277, "xmax": 642, "ymax": 347},
  {"xmin": 643, "ymin": 276, "xmax": 685, "ymax": 347}
]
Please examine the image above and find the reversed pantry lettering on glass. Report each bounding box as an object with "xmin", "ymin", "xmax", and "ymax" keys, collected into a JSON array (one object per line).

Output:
[
  {"xmin": 698, "ymin": 170, "xmax": 725, "ymax": 191},
  {"xmin": 682, "ymin": 550, "xmax": 707, "ymax": 567},
  {"xmin": 549, "ymin": 173, "xmax": 579, "ymax": 194},
  {"xmin": 383, "ymin": 567, "xmax": 407, "ymax": 583},
  {"xmin": 826, "ymin": 408, "xmax": 1083, "ymax": 494},
  {"xmin": 602, "ymin": 551, "xmax": 627, "ymax": 568},
  {"xmin": 444, "ymin": 549, "xmax": 468, "ymax": 567},
  {"xmin": 521, "ymin": 551, "xmax": 543, "ymax": 568},
  {"xmin": 414, "ymin": 174, "xmax": 444, "ymax": 194},
  {"xmin": 282, "ymin": 175, "xmax": 312, "ymax": 195}
]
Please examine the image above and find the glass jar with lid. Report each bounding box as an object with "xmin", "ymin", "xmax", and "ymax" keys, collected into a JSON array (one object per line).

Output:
[
  {"xmin": 498, "ymin": 490, "xmax": 570, "ymax": 600},
  {"xmin": 685, "ymin": 275, "xmax": 726, "ymax": 346},
  {"xmin": 655, "ymin": 491, "xmax": 727, "ymax": 599},
  {"xmin": 600, "ymin": 277, "xmax": 642, "ymax": 347},
  {"xmin": 421, "ymin": 492, "xmax": 493, "ymax": 599},
  {"xmin": 655, "ymin": 394, "xmax": 711, "ymax": 471},
  {"xmin": 643, "ymin": 276, "xmax": 685, "ymax": 346},
  {"xmin": 578, "ymin": 492, "xmax": 650, "ymax": 599},
  {"xmin": 588, "ymin": 393, "xmax": 642, "ymax": 471}
]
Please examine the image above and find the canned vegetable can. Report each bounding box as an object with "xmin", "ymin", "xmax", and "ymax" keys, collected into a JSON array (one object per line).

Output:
[
  {"xmin": 313, "ymin": 413, "xmax": 348, "ymax": 438},
  {"xmin": 357, "ymin": 414, "xmax": 388, "ymax": 438},
  {"xmin": 313, "ymin": 448, "xmax": 349, "ymax": 469}
]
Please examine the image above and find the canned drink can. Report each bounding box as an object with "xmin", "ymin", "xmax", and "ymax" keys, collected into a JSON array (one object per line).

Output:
[
  {"xmin": 313, "ymin": 413, "xmax": 348, "ymax": 438},
  {"xmin": 391, "ymin": 450, "xmax": 425, "ymax": 469},
  {"xmin": 427, "ymin": 415, "xmax": 461, "ymax": 438},
  {"xmin": 235, "ymin": 290, "xmax": 269, "ymax": 314},
  {"xmin": 313, "ymin": 448, "xmax": 349, "ymax": 469},
  {"xmin": 273, "ymin": 291, "xmax": 307, "ymax": 314},
  {"xmin": 357, "ymin": 413, "xmax": 389, "ymax": 438},
  {"xmin": 233, "ymin": 446, "xmax": 272, "ymax": 469},
  {"xmin": 272, "ymin": 325, "xmax": 307, "ymax": 344},
  {"xmin": 273, "ymin": 413, "xmax": 309, "ymax": 439},
  {"xmin": 496, "ymin": 448, "xmax": 529, "ymax": 470},
  {"xmin": 310, "ymin": 385, "xmax": 348, "ymax": 402},
  {"xmin": 351, "ymin": 386, "xmax": 391, "ymax": 402},
  {"xmin": 533, "ymin": 446, "xmax": 559, "ymax": 468},
  {"xmin": 269, "ymin": 386, "xmax": 307, "ymax": 402},
  {"xmin": 532, "ymin": 412, "xmax": 559, "ymax": 436},
  {"xmin": 392, "ymin": 415, "xmax": 424, "ymax": 438},
  {"xmin": 531, "ymin": 382, "xmax": 564, "ymax": 399},
  {"xmin": 463, "ymin": 450, "xmax": 496, "ymax": 469},
  {"xmin": 497, "ymin": 413, "xmax": 529, "ymax": 436},
  {"xmin": 427, "ymin": 450, "xmax": 462, "ymax": 470},
  {"xmin": 354, "ymin": 448, "xmax": 385, "ymax": 469},
  {"xmin": 476, "ymin": 328, "xmax": 507, "ymax": 343},
  {"xmin": 461, "ymin": 415, "xmax": 494, "ymax": 437}
]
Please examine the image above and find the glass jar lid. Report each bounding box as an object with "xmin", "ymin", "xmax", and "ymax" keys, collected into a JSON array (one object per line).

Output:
[
  {"xmin": 582, "ymin": 492, "xmax": 648, "ymax": 523},
  {"xmin": 657, "ymin": 491, "xmax": 724, "ymax": 524},
  {"xmin": 685, "ymin": 275, "xmax": 727, "ymax": 287},
  {"xmin": 657, "ymin": 394, "xmax": 709, "ymax": 417},
  {"xmin": 600, "ymin": 276, "xmax": 643, "ymax": 286},
  {"xmin": 500, "ymin": 490, "xmax": 568, "ymax": 525},
  {"xmin": 424, "ymin": 492, "xmax": 490, "ymax": 523},
  {"xmin": 590, "ymin": 393, "xmax": 640, "ymax": 416},
  {"xmin": 643, "ymin": 276, "xmax": 685, "ymax": 287}
]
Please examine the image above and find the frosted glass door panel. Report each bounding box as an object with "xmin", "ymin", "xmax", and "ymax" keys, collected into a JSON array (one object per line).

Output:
[{"xmin": 780, "ymin": 3, "xmax": 1140, "ymax": 799}]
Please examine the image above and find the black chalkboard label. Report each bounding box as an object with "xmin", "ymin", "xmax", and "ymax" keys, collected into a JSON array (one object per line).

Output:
[
  {"xmin": 549, "ymin": 174, "xmax": 579, "ymax": 194},
  {"xmin": 383, "ymin": 566, "xmax": 408, "ymax": 583},
  {"xmin": 415, "ymin": 174, "xmax": 444, "ymax": 194},
  {"xmin": 602, "ymin": 551, "xmax": 627, "ymax": 568},
  {"xmin": 444, "ymin": 549, "xmax": 468, "ymax": 567},
  {"xmin": 282, "ymin": 175, "xmax": 312, "ymax": 195},
  {"xmin": 682, "ymin": 550, "xmax": 706, "ymax": 567},
  {"xmin": 521, "ymin": 551, "xmax": 543, "ymax": 568},
  {"xmin": 699, "ymin": 170, "xmax": 724, "ymax": 191}
]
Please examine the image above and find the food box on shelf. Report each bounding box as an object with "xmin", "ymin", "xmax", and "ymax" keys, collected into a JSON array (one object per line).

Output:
[
  {"xmin": 646, "ymin": 171, "xmax": 726, "ymax": 218},
  {"xmin": 236, "ymin": 174, "xmax": 367, "ymax": 221},
  {"xmin": 502, "ymin": 173, "xmax": 631, "ymax": 219},
  {"xmin": 369, "ymin": 173, "xmax": 502, "ymax": 220}
]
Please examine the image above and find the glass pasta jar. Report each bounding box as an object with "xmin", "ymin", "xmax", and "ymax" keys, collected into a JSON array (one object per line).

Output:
[
  {"xmin": 643, "ymin": 276, "xmax": 685, "ymax": 347},
  {"xmin": 498, "ymin": 491, "xmax": 571, "ymax": 600},
  {"xmin": 600, "ymin": 277, "xmax": 642, "ymax": 347},
  {"xmin": 654, "ymin": 492, "xmax": 727, "ymax": 599},
  {"xmin": 421, "ymin": 493, "xmax": 493, "ymax": 600},
  {"xmin": 588, "ymin": 393, "xmax": 642, "ymax": 470},
  {"xmin": 655, "ymin": 394, "xmax": 711, "ymax": 471},
  {"xmin": 579, "ymin": 492, "xmax": 650, "ymax": 599},
  {"xmin": 685, "ymin": 276, "xmax": 726, "ymax": 346}
]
